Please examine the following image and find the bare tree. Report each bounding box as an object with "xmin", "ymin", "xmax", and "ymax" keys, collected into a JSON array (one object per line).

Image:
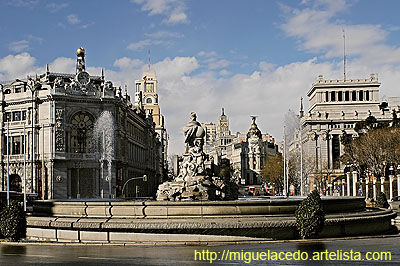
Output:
[
  {"xmin": 341, "ymin": 127, "xmax": 400, "ymax": 178},
  {"xmin": 261, "ymin": 155, "xmax": 284, "ymax": 192}
]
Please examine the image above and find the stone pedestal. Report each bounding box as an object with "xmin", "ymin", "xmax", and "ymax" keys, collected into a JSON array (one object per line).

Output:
[
  {"xmin": 397, "ymin": 174, "xmax": 400, "ymax": 198},
  {"xmin": 389, "ymin": 175, "xmax": 394, "ymax": 201},
  {"xmin": 346, "ymin": 172, "xmax": 351, "ymax": 196},
  {"xmin": 352, "ymin": 171, "xmax": 357, "ymax": 196},
  {"xmin": 156, "ymin": 175, "xmax": 238, "ymax": 201}
]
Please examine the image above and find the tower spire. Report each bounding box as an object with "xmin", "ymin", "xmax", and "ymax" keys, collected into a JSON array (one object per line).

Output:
[
  {"xmin": 222, "ymin": 107, "xmax": 224, "ymax": 116},
  {"xmin": 299, "ymin": 97, "xmax": 304, "ymax": 118}
]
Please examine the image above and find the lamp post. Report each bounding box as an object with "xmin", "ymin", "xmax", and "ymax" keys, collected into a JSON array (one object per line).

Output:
[
  {"xmin": 26, "ymin": 77, "xmax": 41, "ymax": 196},
  {"xmin": 122, "ymin": 175, "xmax": 148, "ymax": 198}
]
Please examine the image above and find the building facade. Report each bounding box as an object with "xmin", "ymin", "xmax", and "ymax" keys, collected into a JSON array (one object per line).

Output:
[
  {"xmin": 300, "ymin": 74, "xmax": 400, "ymax": 192},
  {"xmin": 134, "ymin": 72, "xmax": 168, "ymax": 178},
  {"xmin": 0, "ymin": 48, "xmax": 162, "ymax": 199},
  {"xmin": 202, "ymin": 109, "xmax": 278, "ymax": 186}
]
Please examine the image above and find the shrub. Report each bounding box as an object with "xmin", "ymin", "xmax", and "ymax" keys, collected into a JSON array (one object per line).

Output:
[
  {"xmin": 295, "ymin": 190, "xmax": 325, "ymax": 239},
  {"xmin": 376, "ymin": 192, "xmax": 390, "ymax": 208},
  {"xmin": 0, "ymin": 200, "xmax": 26, "ymax": 241}
]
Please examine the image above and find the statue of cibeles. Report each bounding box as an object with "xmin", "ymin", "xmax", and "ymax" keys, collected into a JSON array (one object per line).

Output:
[{"xmin": 183, "ymin": 112, "xmax": 205, "ymax": 153}]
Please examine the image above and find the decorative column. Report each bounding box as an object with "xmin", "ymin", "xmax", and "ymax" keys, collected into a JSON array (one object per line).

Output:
[
  {"xmin": 365, "ymin": 177, "xmax": 369, "ymax": 198},
  {"xmin": 346, "ymin": 172, "xmax": 351, "ymax": 196},
  {"xmin": 373, "ymin": 177, "xmax": 377, "ymax": 200},
  {"xmin": 352, "ymin": 171, "xmax": 358, "ymax": 196},
  {"xmin": 380, "ymin": 177, "xmax": 385, "ymax": 194},
  {"xmin": 389, "ymin": 175, "xmax": 394, "ymax": 201},
  {"xmin": 397, "ymin": 174, "xmax": 400, "ymax": 198},
  {"xmin": 342, "ymin": 178, "xmax": 346, "ymax": 197}
]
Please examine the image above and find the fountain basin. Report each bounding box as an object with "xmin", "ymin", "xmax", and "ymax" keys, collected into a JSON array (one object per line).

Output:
[{"xmin": 25, "ymin": 197, "xmax": 397, "ymax": 243}]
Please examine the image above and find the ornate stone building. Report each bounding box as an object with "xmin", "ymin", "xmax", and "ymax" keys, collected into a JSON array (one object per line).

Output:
[
  {"xmin": 134, "ymin": 72, "xmax": 168, "ymax": 178},
  {"xmin": 202, "ymin": 109, "xmax": 278, "ymax": 186},
  {"xmin": 229, "ymin": 117, "xmax": 278, "ymax": 185},
  {"xmin": 0, "ymin": 48, "xmax": 162, "ymax": 199},
  {"xmin": 300, "ymin": 74, "xmax": 400, "ymax": 193}
]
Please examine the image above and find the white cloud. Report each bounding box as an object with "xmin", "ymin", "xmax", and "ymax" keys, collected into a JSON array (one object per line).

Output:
[
  {"xmin": 113, "ymin": 57, "xmax": 143, "ymax": 69},
  {"xmin": 8, "ymin": 40, "xmax": 29, "ymax": 53},
  {"xmin": 7, "ymin": 0, "xmax": 38, "ymax": 7},
  {"xmin": 67, "ymin": 14, "xmax": 80, "ymax": 25},
  {"xmin": 280, "ymin": 0, "xmax": 399, "ymax": 67},
  {"xmin": 197, "ymin": 51, "xmax": 217, "ymax": 57},
  {"xmin": 46, "ymin": 2, "xmax": 69, "ymax": 13},
  {"xmin": 259, "ymin": 61, "xmax": 275, "ymax": 72},
  {"xmin": 127, "ymin": 39, "xmax": 163, "ymax": 51},
  {"xmin": 219, "ymin": 69, "xmax": 231, "ymax": 76},
  {"xmin": 131, "ymin": 0, "xmax": 189, "ymax": 24},
  {"xmin": 208, "ymin": 59, "xmax": 230, "ymax": 70},
  {"xmin": 128, "ymin": 31, "xmax": 183, "ymax": 51},
  {"xmin": 49, "ymin": 57, "xmax": 75, "ymax": 73},
  {"xmin": 0, "ymin": 53, "xmax": 37, "ymax": 80},
  {"xmin": 166, "ymin": 11, "xmax": 187, "ymax": 24}
]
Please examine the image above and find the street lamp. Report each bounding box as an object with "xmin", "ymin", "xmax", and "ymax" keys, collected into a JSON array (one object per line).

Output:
[
  {"xmin": 122, "ymin": 175, "xmax": 148, "ymax": 198},
  {"xmin": 26, "ymin": 77, "xmax": 42, "ymax": 197}
]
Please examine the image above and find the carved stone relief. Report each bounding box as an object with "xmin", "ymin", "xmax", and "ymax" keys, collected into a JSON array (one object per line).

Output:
[{"xmin": 55, "ymin": 108, "xmax": 65, "ymax": 152}]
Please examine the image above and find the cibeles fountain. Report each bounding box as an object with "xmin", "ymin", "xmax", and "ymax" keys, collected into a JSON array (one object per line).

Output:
[
  {"xmin": 156, "ymin": 112, "xmax": 238, "ymax": 201},
  {"xmin": 27, "ymin": 112, "xmax": 397, "ymax": 243}
]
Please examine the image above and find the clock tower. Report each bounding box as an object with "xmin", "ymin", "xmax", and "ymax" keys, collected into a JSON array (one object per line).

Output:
[{"xmin": 135, "ymin": 72, "xmax": 168, "ymax": 174}]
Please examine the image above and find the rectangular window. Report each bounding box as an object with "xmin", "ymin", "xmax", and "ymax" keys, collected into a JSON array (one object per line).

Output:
[
  {"xmin": 352, "ymin": 91, "xmax": 357, "ymax": 101},
  {"xmin": 332, "ymin": 134, "xmax": 340, "ymax": 169},
  {"xmin": 12, "ymin": 111, "xmax": 21, "ymax": 121},
  {"xmin": 145, "ymin": 83, "xmax": 154, "ymax": 92},
  {"xmin": 5, "ymin": 112, "xmax": 11, "ymax": 122},
  {"xmin": 338, "ymin": 91, "xmax": 343, "ymax": 101},
  {"xmin": 135, "ymin": 83, "xmax": 141, "ymax": 92},
  {"xmin": 345, "ymin": 91, "xmax": 350, "ymax": 101},
  {"xmin": 22, "ymin": 111, "xmax": 26, "ymax": 120},
  {"xmin": 330, "ymin": 91, "xmax": 336, "ymax": 101},
  {"xmin": 366, "ymin": 91, "xmax": 370, "ymax": 101},
  {"xmin": 359, "ymin": 90, "xmax": 364, "ymax": 101},
  {"xmin": 325, "ymin": 91, "xmax": 329, "ymax": 102},
  {"xmin": 12, "ymin": 136, "xmax": 22, "ymax": 155}
]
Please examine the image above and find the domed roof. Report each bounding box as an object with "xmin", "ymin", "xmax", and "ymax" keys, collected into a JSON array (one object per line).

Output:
[
  {"xmin": 76, "ymin": 47, "xmax": 85, "ymax": 56},
  {"xmin": 247, "ymin": 116, "xmax": 262, "ymax": 139}
]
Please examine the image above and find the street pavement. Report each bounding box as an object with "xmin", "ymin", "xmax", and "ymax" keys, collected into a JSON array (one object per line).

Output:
[{"xmin": 1, "ymin": 236, "xmax": 399, "ymax": 265}]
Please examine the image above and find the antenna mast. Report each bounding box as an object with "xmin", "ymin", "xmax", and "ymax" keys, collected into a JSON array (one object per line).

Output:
[
  {"xmin": 343, "ymin": 28, "xmax": 346, "ymax": 81},
  {"xmin": 148, "ymin": 49, "xmax": 151, "ymax": 71}
]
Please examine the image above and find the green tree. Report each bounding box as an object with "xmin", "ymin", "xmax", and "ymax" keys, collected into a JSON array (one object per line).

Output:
[
  {"xmin": 0, "ymin": 200, "xmax": 26, "ymax": 241},
  {"xmin": 295, "ymin": 190, "xmax": 325, "ymax": 239}
]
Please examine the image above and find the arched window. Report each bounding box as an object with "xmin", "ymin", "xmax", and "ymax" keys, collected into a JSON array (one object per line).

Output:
[
  {"xmin": 146, "ymin": 98, "xmax": 152, "ymax": 104},
  {"xmin": 70, "ymin": 112, "xmax": 94, "ymax": 153}
]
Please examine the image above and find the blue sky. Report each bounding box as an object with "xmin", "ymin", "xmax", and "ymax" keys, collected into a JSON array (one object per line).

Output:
[{"xmin": 1, "ymin": 0, "xmax": 400, "ymax": 154}]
